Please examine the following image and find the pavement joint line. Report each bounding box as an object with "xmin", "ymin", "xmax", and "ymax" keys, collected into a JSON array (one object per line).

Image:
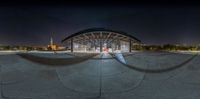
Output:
[
  {"xmin": 160, "ymin": 56, "xmax": 198, "ymax": 82},
  {"xmin": 0, "ymin": 65, "xmax": 2, "ymax": 99},
  {"xmin": 98, "ymin": 53, "xmax": 148, "ymax": 94},
  {"xmin": 0, "ymin": 64, "xmax": 29, "ymax": 99},
  {"xmin": 55, "ymin": 69, "xmax": 94, "ymax": 94},
  {"xmin": 0, "ymin": 67, "xmax": 27, "ymax": 85},
  {"xmin": 1, "ymin": 52, "xmax": 199, "ymax": 98},
  {"xmin": 114, "ymin": 53, "xmax": 198, "ymax": 73},
  {"xmin": 97, "ymin": 53, "xmax": 103, "ymax": 98},
  {"xmin": 53, "ymin": 69, "xmax": 101, "ymax": 99},
  {"xmin": 0, "ymin": 65, "xmax": 10, "ymax": 99}
]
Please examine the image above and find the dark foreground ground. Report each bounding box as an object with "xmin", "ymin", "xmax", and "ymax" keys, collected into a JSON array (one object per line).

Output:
[{"xmin": 0, "ymin": 51, "xmax": 199, "ymax": 99}]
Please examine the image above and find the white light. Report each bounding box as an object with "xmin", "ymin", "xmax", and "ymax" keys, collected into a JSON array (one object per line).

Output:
[{"xmin": 74, "ymin": 44, "xmax": 79, "ymax": 48}]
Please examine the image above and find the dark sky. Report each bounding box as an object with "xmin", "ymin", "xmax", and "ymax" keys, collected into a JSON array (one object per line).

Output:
[{"xmin": 1, "ymin": 4, "xmax": 200, "ymax": 46}]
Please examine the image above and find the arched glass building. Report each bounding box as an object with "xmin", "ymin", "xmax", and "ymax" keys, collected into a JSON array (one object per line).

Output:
[{"xmin": 62, "ymin": 28, "xmax": 141, "ymax": 52}]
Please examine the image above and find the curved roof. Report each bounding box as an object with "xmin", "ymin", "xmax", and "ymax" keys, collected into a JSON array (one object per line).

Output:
[{"xmin": 61, "ymin": 28, "xmax": 141, "ymax": 43}]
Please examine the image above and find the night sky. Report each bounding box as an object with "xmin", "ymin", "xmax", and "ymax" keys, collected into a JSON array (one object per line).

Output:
[{"xmin": 1, "ymin": 3, "xmax": 200, "ymax": 46}]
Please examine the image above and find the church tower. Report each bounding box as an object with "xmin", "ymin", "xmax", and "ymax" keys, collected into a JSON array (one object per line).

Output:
[
  {"xmin": 47, "ymin": 32, "xmax": 58, "ymax": 50},
  {"xmin": 50, "ymin": 37, "xmax": 53, "ymax": 45}
]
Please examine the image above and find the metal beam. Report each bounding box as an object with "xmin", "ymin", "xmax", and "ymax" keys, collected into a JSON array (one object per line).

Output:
[
  {"xmin": 104, "ymin": 32, "xmax": 112, "ymax": 43},
  {"xmin": 129, "ymin": 39, "xmax": 132, "ymax": 52},
  {"xmin": 100, "ymin": 32, "xmax": 102, "ymax": 38},
  {"xmin": 91, "ymin": 32, "xmax": 97, "ymax": 40},
  {"xmin": 100, "ymin": 39, "xmax": 102, "ymax": 52},
  {"xmin": 107, "ymin": 34, "xmax": 121, "ymax": 45},
  {"xmin": 71, "ymin": 38, "xmax": 73, "ymax": 52},
  {"xmin": 83, "ymin": 34, "xmax": 95, "ymax": 47}
]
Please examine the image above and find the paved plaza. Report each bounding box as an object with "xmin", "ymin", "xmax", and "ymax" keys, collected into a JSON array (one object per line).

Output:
[{"xmin": 0, "ymin": 51, "xmax": 200, "ymax": 99}]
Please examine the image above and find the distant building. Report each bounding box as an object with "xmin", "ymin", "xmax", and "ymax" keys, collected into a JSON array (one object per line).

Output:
[{"xmin": 47, "ymin": 36, "xmax": 58, "ymax": 50}]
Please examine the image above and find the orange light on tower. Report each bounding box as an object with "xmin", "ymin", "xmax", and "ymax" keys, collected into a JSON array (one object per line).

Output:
[{"xmin": 47, "ymin": 33, "xmax": 58, "ymax": 50}]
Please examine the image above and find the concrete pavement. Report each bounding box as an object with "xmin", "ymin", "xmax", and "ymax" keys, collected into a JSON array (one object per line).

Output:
[{"xmin": 0, "ymin": 51, "xmax": 199, "ymax": 99}]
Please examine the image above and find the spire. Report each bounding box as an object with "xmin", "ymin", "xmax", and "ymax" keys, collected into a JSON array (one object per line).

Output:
[
  {"xmin": 50, "ymin": 32, "xmax": 55, "ymax": 45},
  {"xmin": 50, "ymin": 37, "xmax": 53, "ymax": 45}
]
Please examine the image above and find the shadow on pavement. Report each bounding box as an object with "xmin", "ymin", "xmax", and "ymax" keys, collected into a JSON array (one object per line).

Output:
[
  {"xmin": 115, "ymin": 54, "xmax": 198, "ymax": 73},
  {"xmin": 17, "ymin": 53, "xmax": 97, "ymax": 66}
]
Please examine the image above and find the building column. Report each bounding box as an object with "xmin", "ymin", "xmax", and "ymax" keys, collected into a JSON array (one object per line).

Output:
[
  {"xmin": 71, "ymin": 38, "xmax": 73, "ymax": 52},
  {"xmin": 111, "ymin": 42, "xmax": 114, "ymax": 53},
  {"xmin": 100, "ymin": 39, "xmax": 102, "ymax": 52},
  {"xmin": 114, "ymin": 41, "xmax": 117, "ymax": 51},
  {"xmin": 118, "ymin": 40, "xmax": 121, "ymax": 50},
  {"xmin": 95, "ymin": 45, "xmax": 97, "ymax": 51},
  {"xmin": 129, "ymin": 39, "xmax": 132, "ymax": 52}
]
